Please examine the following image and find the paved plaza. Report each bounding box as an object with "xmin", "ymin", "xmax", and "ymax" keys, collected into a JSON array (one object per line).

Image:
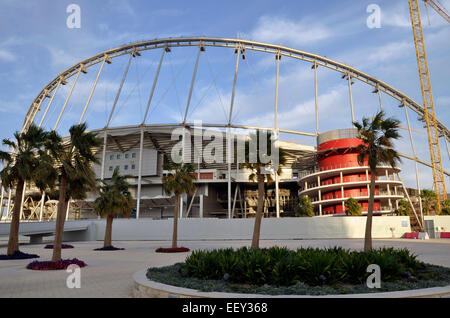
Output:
[{"xmin": 0, "ymin": 239, "xmax": 449, "ymax": 298}]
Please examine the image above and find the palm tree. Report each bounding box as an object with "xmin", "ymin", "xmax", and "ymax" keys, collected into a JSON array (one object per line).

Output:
[
  {"xmin": 420, "ymin": 189, "xmax": 437, "ymax": 215},
  {"xmin": 241, "ymin": 130, "xmax": 287, "ymax": 249},
  {"xmin": 0, "ymin": 124, "xmax": 56, "ymax": 256},
  {"xmin": 162, "ymin": 162, "xmax": 196, "ymax": 249},
  {"xmin": 353, "ymin": 111, "xmax": 401, "ymax": 252},
  {"xmin": 94, "ymin": 168, "xmax": 133, "ymax": 248},
  {"xmin": 45, "ymin": 123, "xmax": 101, "ymax": 262},
  {"xmin": 396, "ymin": 199, "xmax": 411, "ymax": 216},
  {"xmin": 441, "ymin": 200, "xmax": 450, "ymax": 215}
]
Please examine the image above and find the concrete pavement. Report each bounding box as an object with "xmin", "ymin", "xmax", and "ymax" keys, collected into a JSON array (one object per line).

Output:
[{"xmin": 0, "ymin": 239, "xmax": 449, "ymax": 298}]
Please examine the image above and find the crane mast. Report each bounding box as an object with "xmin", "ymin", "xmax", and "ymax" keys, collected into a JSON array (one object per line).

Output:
[
  {"xmin": 408, "ymin": 0, "xmax": 447, "ymax": 212},
  {"xmin": 425, "ymin": 0, "xmax": 450, "ymax": 22}
]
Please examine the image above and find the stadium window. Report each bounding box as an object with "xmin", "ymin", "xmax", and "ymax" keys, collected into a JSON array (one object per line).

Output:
[
  {"xmin": 124, "ymin": 165, "xmax": 128, "ymax": 170},
  {"xmin": 125, "ymin": 153, "xmax": 129, "ymax": 159},
  {"xmin": 117, "ymin": 154, "xmax": 121, "ymax": 160},
  {"xmin": 109, "ymin": 166, "xmax": 113, "ymax": 171},
  {"xmin": 110, "ymin": 155, "xmax": 114, "ymax": 160},
  {"xmin": 132, "ymin": 153, "xmax": 136, "ymax": 158},
  {"xmin": 131, "ymin": 164, "xmax": 136, "ymax": 170}
]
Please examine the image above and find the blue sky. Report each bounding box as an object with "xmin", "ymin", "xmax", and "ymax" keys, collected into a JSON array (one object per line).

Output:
[{"xmin": 0, "ymin": 0, "xmax": 449, "ymax": 189}]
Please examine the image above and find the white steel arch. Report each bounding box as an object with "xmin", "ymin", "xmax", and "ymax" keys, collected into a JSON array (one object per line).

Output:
[{"xmin": 6, "ymin": 36, "xmax": 449, "ymax": 222}]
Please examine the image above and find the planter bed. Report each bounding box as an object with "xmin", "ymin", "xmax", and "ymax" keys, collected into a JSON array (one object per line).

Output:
[
  {"xmin": 94, "ymin": 246, "xmax": 125, "ymax": 251},
  {"xmin": 145, "ymin": 247, "xmax": 450, "ymax": 296},
  {"xmin": 44, "ymin": 244, "xmax": 74, "ymax": 249},
  {"xmin": 146, "ymin": 263, "xmax": 450, "ymax": 296},
  {"xmin": 156, "ymin": 247, "xmax": 190, "ymax": 253},
  {"xmin": 27, "ymin": 258, "xmax": 87, "ymax": 271},
  {"xmin": 0, "ymin": 251, "xmax": 40, "ymax": 260}
]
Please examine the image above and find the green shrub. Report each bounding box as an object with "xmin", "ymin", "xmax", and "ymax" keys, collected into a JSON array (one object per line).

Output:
[
  {"xmin": 440, "ymin": 200, "xmax": 450, "ymax": 215},
  {"xmin": 295, "ymin": 196, "xmax": 314, "ymax": 217},
  {"xmin": 345, "ymin": 198, "xmax": 362, "ymax": 216},
  {"xmin": 183, "ymin": 246, "xmax": 423, "ymax": 287},
  {"xmin": 396, "ymin": 200, "xmax": 411, "ymax": 216}
]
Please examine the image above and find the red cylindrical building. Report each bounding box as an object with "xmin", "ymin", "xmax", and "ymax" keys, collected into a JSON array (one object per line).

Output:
[{"xmin": 299, "ymin": 128, "xmax": 403, "ymax": 215}]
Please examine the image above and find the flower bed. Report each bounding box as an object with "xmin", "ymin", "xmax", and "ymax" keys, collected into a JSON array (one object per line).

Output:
[
  {"xmin": 0, "ymin": 251, "xmax": 40, "ymax": 260},
  {"xmin": 94, "ymin": 246, "xmax": 125, "ymax": 251},
  {"xmin": 146, "ymin": 246, "xmax": 450, "ymax": 295},
  {"xmin": 44, "ymin": 244, "xmax": 74, "ymax": 249},
  {"xmin": 27, "ymin": 258, "xmax": 87, "ymax": 271},
  {"xmin": 155, "ymin": 247, "xmax": 190, "ymax": 253}
]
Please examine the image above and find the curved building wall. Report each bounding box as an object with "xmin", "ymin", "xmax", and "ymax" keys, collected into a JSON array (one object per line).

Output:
[{"xmin": 299, "ymin": 128, "xmax": 403, "ymax": 215}]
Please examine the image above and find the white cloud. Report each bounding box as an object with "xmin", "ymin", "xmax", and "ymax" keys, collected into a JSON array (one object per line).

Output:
[
  {"xmin": 243, "ymin": 86, "xmax": 347, "ymax": 130},
  {"xmin": 249, "ymin": 16, "xmax": 333, "ymax": 46},
  {"xmin": 151, "ymin": 8, "xmax": 186, "ymax": 17},
  {"xmin": 106, "ymin": 0, "xmax": 136, "ymax": 17},
  {"xmin": 0, "ymin": 49, "xmax": 16, "ymax": 62},
  {"xmin": 381, "ymin": 1, "xmax": 450, "ymax": 28},
  {"xmin": 365, "ymin": 41, "xmax": 413, "ymax": 63},
  {"xmin": 46, "ymin": 46, "xmax": 80, "ymax": 68}
]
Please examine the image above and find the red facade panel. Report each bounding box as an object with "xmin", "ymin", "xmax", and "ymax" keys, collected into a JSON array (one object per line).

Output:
[{"xmin": 317, "ymin": 137, "xmax": 380, "ymax": 215}]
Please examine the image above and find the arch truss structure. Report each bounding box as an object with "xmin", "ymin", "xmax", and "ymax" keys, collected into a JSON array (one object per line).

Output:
[{"xmin": 1, "ymin": 37, "xmax": 449, "ymax": 223}]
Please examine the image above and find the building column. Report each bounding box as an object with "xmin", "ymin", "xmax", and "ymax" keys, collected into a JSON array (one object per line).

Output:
[
  {"xmin": 19, "ymin": 182, "xmax": 26, "ymax": 220},
  {"xmin": 386, "ymin": 169, "xmax": 392, "ymax": 211},
  {"xmin": 0, "ymin": 186, "xmax": 4, "ymax": 220},
  {"xmin": 39, "ymin": 193, "xmax": 45, "ymax": 221},
  {"xmin": 366, "ymin": 169, "xmax": 370, "ymax": 194},
  {"xmin": 6, "ymin": 190, "xmax": 12, "ymax": 220},
  {"xmin": 136, "ymin": 128, "xmax": 145, "ymax": 219},
  {"xmin": 180, "ymin": 194, "xmax": 184, "ymax": 219},
  {"xmin": 199, "ymin": 194, "xmax": 204, "ymax": 219},
  {"xmin": 65, "ymin": 200, "xmax": 70, "ymax": 221}
]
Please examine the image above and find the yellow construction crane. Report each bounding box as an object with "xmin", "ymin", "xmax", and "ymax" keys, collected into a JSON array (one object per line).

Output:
[{"xmin": 408, "ymin": 0, "xmax": 449, "ymax": 212}]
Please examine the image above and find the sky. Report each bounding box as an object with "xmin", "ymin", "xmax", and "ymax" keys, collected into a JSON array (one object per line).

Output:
[{"xmin": 0, "ymin": 0, "xmax": 449, "ymax": 190}]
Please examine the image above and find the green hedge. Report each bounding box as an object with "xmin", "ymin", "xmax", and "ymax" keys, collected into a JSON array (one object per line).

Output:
[{"xmin": 183, "ymin": 247, "xmax": 423, "ymax": 287}]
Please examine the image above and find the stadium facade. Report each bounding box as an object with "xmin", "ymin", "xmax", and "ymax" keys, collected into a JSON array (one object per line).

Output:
[
  {"xmin": 75, "ymin": 126, "xmax": 406, "ymax": 220},
  {"xmin": 0, "ymin": 125, "xmax": 411, "ymax": 222}
]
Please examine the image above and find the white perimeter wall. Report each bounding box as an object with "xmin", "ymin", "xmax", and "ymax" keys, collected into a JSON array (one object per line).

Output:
[
  {"xmin": 424, "ymin": 216, "xmax": 450, "ymax": 232},
  {"xmin": 92, "ymin": 216, "xmax": 411, "ymax": 241}
]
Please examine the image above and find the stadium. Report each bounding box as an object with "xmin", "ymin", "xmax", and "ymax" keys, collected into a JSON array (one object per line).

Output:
[{"xmin": 0, "ymin": 37, "xmax": 449, "ymax": 235}]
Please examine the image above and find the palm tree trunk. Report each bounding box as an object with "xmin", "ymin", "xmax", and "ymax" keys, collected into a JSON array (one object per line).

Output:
[
  {"xmin": 7, "ymin": 179, "xmax": 24, "ymax": 255},
  {"xmin": 251, "ymin": 173, "xmax": 265, "ymax": 249},
  {"xmin": 104, "ymin": 215, "xmax": 114, "ymax": 248},
  {"xmin": 172, "ymin": 194, "xmax": 179, "ymax": 249},
  {"xmin": 52, "ymin": 175, "xmax": 68, "ymax": 262},
  {"xmin": 364, "ymin": 171, "xmax": 376, "ymax": 252}
]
